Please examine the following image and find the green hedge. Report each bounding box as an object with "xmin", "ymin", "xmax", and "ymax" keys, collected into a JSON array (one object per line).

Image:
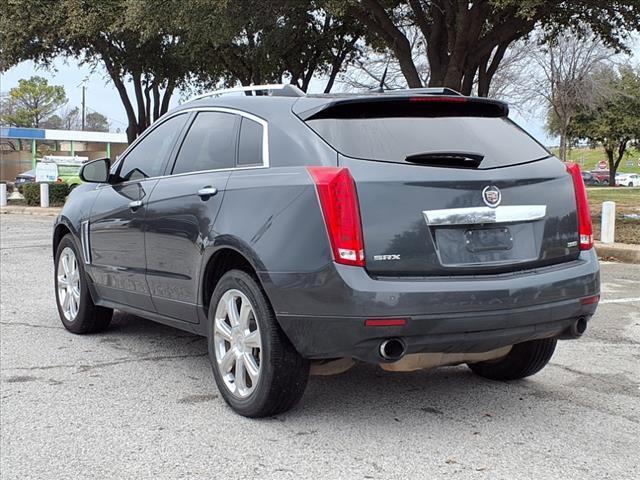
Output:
[{"xmin": 23, "ymin": 182, "xmax": 70, "ymax": 207}]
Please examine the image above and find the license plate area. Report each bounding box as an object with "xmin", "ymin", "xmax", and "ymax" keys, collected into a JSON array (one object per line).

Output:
[
  {"xmin": 464, "ymin": 227, "xmax": 513, "ymax": 253},
  {"xmin": 433, "ymin": 223, "xmax": 537, "ymax": 267}
]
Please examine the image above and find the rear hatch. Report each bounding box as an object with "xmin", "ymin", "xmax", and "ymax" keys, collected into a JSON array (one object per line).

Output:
[{"xmin": 298, "ymin": 95, "xmax": 580, "ymax": 276}]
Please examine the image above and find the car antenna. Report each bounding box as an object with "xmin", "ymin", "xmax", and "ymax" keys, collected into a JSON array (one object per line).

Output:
[{"xmin": 376, "ymin": 62, "xmax": 389, "ymax": 93}]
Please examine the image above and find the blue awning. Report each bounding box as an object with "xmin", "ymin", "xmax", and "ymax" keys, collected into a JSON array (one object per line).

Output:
[{"xmin": 1, "ymin": 127, "xmax": 46, "ymax": 139}]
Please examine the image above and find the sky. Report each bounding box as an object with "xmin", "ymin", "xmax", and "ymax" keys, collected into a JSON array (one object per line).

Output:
[{"xmin": 1, "ymin": 36, "xmax": 638, "ymax": 146}]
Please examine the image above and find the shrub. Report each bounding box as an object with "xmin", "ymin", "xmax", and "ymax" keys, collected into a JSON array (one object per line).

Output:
[{"xmin": 23, "ymin": 182, "xmax": 70, "ymax": 207}]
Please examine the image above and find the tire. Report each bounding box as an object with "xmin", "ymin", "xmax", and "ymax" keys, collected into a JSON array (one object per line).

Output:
[
  {"xmin": 467, "ymin": 338, "xmax": 557, "ymax": 381},
  {"xmin": 54, "ymin": 233, "xmax": 113, "ymax": 334},
  {"xmin": 207, "ymin": 269, "xmax": 309, "ymax": 417}
]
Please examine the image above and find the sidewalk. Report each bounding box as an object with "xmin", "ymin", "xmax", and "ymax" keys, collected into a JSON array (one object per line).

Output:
[{"xmin": 0, "ymin": 205, "xmax": 62, "ymax": 217}]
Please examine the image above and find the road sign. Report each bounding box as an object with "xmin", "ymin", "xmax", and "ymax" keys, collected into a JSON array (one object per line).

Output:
[
  {"xmin": 35, "ymin": 162, "xmax": 58, "ymax": 182},
  {"xmin": 597, "ymin": 160, "xmax": 607, "ymax": 170}
]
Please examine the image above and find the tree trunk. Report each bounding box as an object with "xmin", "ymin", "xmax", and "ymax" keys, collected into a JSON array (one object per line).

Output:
[
  {"xmin": 605, "ymin": 147, "xmax": 616, "ymax": 186},
  {"xmin": 559, "ymin": 130, "xmax": 567, "ymax": 162},
  {"xmin": 608, "ymin": 138, "xmax": 630, "ymax": 186}
]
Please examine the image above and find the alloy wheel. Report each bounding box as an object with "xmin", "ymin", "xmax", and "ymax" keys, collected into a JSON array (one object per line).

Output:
[
  {"xmin": 213, "ymin": 289, "xmax": 262, "ymax": 398},
  {"xmin": 57, "ymin": 247, "xmax": 81, "ymax": 321}
]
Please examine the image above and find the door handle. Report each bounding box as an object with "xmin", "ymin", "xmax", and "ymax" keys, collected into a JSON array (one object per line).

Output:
[
  {"xmin": 197, "ymin": 187, "xmax": 218, "ymax": 199},
  {"xmin": 129, "ymin": 200, "xmax": 143, "ymax": 210}
]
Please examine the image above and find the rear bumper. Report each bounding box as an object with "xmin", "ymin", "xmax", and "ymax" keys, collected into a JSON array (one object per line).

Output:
[{"xmin": 260, "ymin": 250, "xmax": 600, "ymax": 363}]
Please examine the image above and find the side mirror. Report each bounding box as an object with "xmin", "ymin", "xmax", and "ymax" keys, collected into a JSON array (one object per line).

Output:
[{"xmin": 80, "ymin": 158, "xmax": 110, "ymax": 183}]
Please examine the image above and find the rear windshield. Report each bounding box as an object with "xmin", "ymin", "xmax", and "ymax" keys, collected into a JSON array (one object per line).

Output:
[{"xmin": 306, "ymin": 116, "xmax": 550, "ymax": 169}]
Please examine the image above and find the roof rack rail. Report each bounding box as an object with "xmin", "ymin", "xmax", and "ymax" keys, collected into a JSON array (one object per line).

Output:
[
  {"xmin": 383, "ymin": 87, "xmax": 462, "ymax": 96},
  {"xmin": 189, "ymin": 84, "xmax": 305, "ymax": 102}
]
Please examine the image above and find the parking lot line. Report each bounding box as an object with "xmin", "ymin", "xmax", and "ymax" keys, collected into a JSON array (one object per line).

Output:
[{"xmin": 599, "ymin": 297, "xmax": 640, "ymax": 304}]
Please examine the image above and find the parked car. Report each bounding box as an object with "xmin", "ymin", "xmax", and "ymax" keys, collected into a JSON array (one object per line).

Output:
[
  {"xmin": 581, "ymin": 171, "xmax": 600, "ymax": 186},
  {"xmin": 52, "ymin": 85, "xmax": 600, "ymax": 417},
  {"xmin": 590, "ymin": 170, "xmax": 610, "ymax": 184},
  {"xmin": 14, "ymin": 169, "xmax": 36, "ymax": 192},
  {"xmin": 615, "ymin": 173, "xmax": 640, "ymax": 187}
]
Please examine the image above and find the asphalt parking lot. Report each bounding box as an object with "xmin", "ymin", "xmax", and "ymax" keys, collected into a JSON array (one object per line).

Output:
[{"xmin": 1, "ymin": 214, "xmax": 638, "ymax": 480}]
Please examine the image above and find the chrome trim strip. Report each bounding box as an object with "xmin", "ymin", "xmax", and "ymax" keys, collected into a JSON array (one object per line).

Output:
[
  {"xmin": 423, "ymin": 205, "xmax": 546, "ymax": 226},
  {"xmin": 109, "ymin": 106, "xmax": 269, "ymax": 184},
  {"xmin": 80, "ymin": 220, "xmax": 91, "ymax": 264}
]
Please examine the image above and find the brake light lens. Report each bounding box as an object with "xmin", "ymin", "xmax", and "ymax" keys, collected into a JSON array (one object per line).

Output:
[
  {"xmin": 565, "ymin": 162, "xmax": 593, "ymax": 250},
  {"xmin": 365, "ymin": 318, "xmax": 407, "ymax": 327},
  {"xmin": 307, "ymin": 166, "xmax": 365, "ymax": 267},
  {"xmin": 409, "ymin": 96, "xmax": 468, "ymax": 103}
]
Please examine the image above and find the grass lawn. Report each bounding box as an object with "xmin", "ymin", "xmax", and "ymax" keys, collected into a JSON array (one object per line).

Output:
[
  {"xmin": 554, "ymin": 146, "xmax": 640, "ymax": 174},
  {"xmin": 587, "ymin": 186, "xmax": 640, "ymax": 244}
]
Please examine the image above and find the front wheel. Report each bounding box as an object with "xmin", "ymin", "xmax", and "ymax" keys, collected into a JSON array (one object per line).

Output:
[
  {"xmin": 467, "ymin": 338, "xmax": 557, "ymax": 381},
  {"xmin": 54, "ymin": 234, "xmax": 113, "ymax": 333},
  {"xmin": 207, "ymin": 270, "xmax": 309, "ymax": 417}
]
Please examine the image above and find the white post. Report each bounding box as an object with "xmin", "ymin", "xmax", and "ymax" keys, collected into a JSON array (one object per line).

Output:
[
  {"xmin": 40, "ymin": 183, "xmax": 50, "ymax": 208},
  {"xmin": 601, "ymin": 201, "xmax": 615, "ymax": 244},
  {"xmin": 0, "ymin": 183, "xmax": 6, "ymax": 207}
]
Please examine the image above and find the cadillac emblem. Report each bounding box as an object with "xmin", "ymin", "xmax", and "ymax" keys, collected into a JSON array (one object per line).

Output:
[{"xmin": 482, "ymin": 185, "xmax": 501, "ymax": 208}]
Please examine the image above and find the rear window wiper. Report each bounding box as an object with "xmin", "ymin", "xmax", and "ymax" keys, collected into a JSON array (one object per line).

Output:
[{"xmin": 404, "ymin": 151, "xmax": 484, "ymax": 169}]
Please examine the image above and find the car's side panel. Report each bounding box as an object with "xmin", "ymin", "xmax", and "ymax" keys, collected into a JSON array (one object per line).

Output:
[
  {"xmin": 211, "ymin": 167, "xmax": 333, "ymax": 273},
  {"xmin": 87, "ymin": 180, "xmax": 158, "ymax": 311},
  {"xmin": 145, "ymin": 171, "xmax": 231, "ymax": 323}
]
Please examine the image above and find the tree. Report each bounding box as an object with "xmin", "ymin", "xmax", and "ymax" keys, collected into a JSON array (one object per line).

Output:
[
  {"xmin": 338, "ymin": 1, "xmax": 639, "ymax": 96},
  {"xmin": 0, "ymin": 76, "xmax": 66, "ymax": 127},
  {"xmin": 85, "ymin": 111, "xmax": 109, "ymax": 132},
  {"xmin": 1, "ymin": 0, "xmax": 363, "ymax": 143},
  {"xmin": 1, "ymin": 0, "xmax": 191, "ymax": 142},
  {"xmin": 531, "ymin": 33, "xmax": 611, "ymax": 161},
  {"xmin": 570, "ymin": 65, "xmax": 640, "ymax": 185},
  {"xmin": 173, "ymin": 0, "xmax": 364, "ymax": 93},
  {"xmin": 42, "ymin": 107, "xmax": 80, "ymax": 130}
]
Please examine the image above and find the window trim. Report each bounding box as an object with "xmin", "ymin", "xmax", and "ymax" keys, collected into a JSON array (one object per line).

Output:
[{"xmin": 110, "ymin": 107, "xmax": 269, "ymax": 186}]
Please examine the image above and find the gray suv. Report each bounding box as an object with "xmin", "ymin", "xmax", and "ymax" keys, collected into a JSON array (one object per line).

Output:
[{"xmin": 53, "ymin": 85, "xmax": 600, "ymax": 417}]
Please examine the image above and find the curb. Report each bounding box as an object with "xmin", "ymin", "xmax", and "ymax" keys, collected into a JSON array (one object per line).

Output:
[
  {"xmin": 0, "ymin": 206, "xmax": 62, "ymax": 217},
  {"xmin": 595, "ymin": 242, "xmax": 640, "ymax": 264}
]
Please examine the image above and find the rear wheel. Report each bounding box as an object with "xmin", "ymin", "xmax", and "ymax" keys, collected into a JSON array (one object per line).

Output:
[
  {"xmin": 207, "ymin": 270, "xmax": 309, "ymax": 417},
  {"xmin": 467, "ymin": 338, "xmax": 557, "ymax": 381},
  {"xmin": 54, "ymin": 234, "xmax": 112, "ymax": 333}
]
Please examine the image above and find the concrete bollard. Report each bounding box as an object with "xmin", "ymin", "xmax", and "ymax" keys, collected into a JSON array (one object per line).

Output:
[
  {"xmin": 601, "ymin": 201, "xmax": 615, "ymax": 244},
  {"xmin": 0, "ymin": 183, "xmax": 6, "ymax": 207},
  {"xmin": 40, "ymin": 183, "xmax": 50, "ymax": 208}
]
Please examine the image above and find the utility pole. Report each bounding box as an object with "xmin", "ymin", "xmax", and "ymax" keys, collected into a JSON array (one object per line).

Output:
[
  {"xmin": 79, "ymin": 76, "xmax": 89, "ymax": 131},
  {"xmin": 81, "ymin": 84, "xmax": 86, "ymax": 131}
]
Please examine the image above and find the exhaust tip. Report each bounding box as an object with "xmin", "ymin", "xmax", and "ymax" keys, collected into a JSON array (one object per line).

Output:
[
  {"xmin": 563, "ymin": 317, "xmax": 588, "ymax": 339},
  {"xmin": 574, "ymin": 317, "xmax": 587, "ymax": 336},
  {"xmin": 379, "ymin": 338, "xmax": 406, "ymax": 361}
]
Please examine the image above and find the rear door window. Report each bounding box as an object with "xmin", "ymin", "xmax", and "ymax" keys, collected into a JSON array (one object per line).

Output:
[
  {"xmin": 307, "ymin": 114, "xmax": 550, "ymax": 169},
  {"xmin": 172, "ymin": 112, "xmax": 239, "ymax": 174}
]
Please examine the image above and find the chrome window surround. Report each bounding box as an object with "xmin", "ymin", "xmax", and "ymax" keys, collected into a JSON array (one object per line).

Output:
[
  {"xmin": 108, "ymin": 107, "xmax": 269, "ymax": 187},
  {"xmin": 80, "ymin": 220, "xmax": 91, "ymax": 264},
  {"xmin": 423, "ymin": 205, "xmax": 547, "ymax": 226}
]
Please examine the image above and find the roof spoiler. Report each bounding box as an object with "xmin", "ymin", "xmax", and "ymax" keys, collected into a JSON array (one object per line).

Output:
[{"xmin": 295, "ymin": 95, "xmax": 509, "ymax": 120}]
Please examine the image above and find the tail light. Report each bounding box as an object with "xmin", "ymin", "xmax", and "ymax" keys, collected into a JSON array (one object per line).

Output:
[
  {"xmin": 307, "ymin": 166, "xmax": 365, "ymax": 267},
  {"xmin": 565, "ymin": 163, "xmax": 593, "ymax": 250}
]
